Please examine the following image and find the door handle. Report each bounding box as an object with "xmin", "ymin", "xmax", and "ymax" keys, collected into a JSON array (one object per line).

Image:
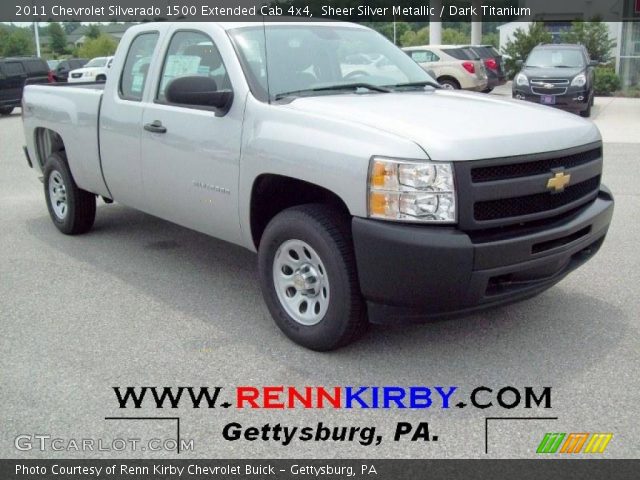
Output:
[{"xmin": 144, "ymin": 120, "xmax": 167, "ymax": 134}]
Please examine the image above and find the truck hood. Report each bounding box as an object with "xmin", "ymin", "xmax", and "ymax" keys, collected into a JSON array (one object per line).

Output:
[
  {"xmin": 282, "ymin": 90, "xmax": 600, "ymax": 161},
  {"xmin": 522, "ymin": 66, "xmax": 584, "ymax": 80}
]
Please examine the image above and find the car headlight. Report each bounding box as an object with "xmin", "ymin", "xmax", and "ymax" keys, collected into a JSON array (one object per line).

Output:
[
  {"xmin": 367, "ymin": 157, "xmax": 456, "ymax": 223},
  {"xmin": 571, "ymin": 73, "xmax": 587, "ymax": 87},
  {"xmin": 515, "ymin": 73, "xmax": 529, "ymax": 86}
]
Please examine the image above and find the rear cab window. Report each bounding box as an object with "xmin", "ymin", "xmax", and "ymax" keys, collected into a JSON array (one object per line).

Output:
[{"xmin": 119, "ymin": 32, "xmax": 160, "ymax": 101}]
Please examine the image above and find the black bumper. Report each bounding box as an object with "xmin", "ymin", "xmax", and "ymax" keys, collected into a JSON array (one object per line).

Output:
[
  {"xmin": 352, "ymin": 188, "xmax": 613, "ymax": 324},
  {"xmin": 512, "ymin": 89, "xmax": 591, "ymax": 112}
]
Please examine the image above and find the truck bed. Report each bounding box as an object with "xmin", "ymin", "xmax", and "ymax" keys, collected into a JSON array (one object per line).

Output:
[{"xmin": 22, "ymin": 83, "xmax": 110, "ymax": 197}]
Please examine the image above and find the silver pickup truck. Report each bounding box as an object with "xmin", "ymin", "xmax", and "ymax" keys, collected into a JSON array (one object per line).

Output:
[{"xmin": 22, "ymin": 22, "xmax": 614, "ymax": 350}]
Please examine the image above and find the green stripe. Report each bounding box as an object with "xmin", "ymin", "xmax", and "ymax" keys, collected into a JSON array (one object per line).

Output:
[
  {"xmin": 537, "ymin": 433, "xmax": 553, "ymax": 453},
  {"xmin": 537, "ymin": 433, "xmax": 565, "ymax": 453}
]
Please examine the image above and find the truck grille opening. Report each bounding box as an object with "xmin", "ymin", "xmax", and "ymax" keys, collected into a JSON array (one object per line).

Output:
[
  {"xmin": 471, "ymin": 147, "xmax": 601, "ymax": 183},
  {"xmin": 474, "ymin": 176, "xmax": 600, "ymax": 221},
  {"xmin": 531, "ymin": 226, "xmax": 591, "ymax": 254}
]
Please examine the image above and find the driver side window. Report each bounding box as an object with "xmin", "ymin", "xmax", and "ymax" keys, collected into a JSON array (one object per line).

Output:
[{"xmin": 157, "ymin": 30, "xmax": 231, "ymax": 104}]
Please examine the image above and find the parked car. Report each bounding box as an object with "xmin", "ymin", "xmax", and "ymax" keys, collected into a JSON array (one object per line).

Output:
[
  {"xmin": 467, "ymin": 45, "xmax": 507, "ymax": 92},
  {"xmin": 403, "ymin": 45, "xmax": 488, "ymax": 91},
  {"xmin": 512, "ymin": 44, "xmax": 597, "ymax": 117},
  {"xmin": 23, "ymin": 22, "xmax": 613, "ymax": 350},
  {"xmin": 0, "ymin": 57, "xmax": 49, "ymax": 115},
  {"xmin": 68, "ymin": 56, "xmax": 114, "ymax": 83},
  {"xmin": 51, "ymin": 58, "xmax": 88, "ymax": 82}
]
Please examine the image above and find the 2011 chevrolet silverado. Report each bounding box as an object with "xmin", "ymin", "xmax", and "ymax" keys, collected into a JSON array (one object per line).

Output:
[{"xmin": 22, "ymin": 22, "xmax": 614, "ymax": 350}]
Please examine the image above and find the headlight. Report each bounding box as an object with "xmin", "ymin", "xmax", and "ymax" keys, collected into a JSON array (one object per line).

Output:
[
  {"xmin": 515, "ymin": 73, "xmax": 529, "ymax": 86},
  {"xmin": 571, "ymin": 73, "xmax": 586, "ymax": 87},
  {"xmin": 367, "ymin": 157, "xmax": 456, "ymax": 223}
]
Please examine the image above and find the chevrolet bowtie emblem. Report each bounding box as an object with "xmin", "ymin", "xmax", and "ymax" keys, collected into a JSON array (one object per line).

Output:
[
  {"xmin": 547, "ymin": 171, "xmax": 571, "ymax": 193},
  {"xmin": 544, "ymin": 83, "xmax": 555, "ymax": 89}
]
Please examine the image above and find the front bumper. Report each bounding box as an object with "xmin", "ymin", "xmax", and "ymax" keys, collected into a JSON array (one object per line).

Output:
[
  {"xmin": 513, "ymin": 88, "xmax": 591, "ymax": 112},
  {"xmin": 352, "ymin": 188, "xmax": 613, "ymax": 324}
]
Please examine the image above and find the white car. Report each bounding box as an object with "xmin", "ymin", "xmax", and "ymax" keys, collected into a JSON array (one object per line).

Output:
[{"xmin": 68, "ymin": 56, "xmax": 113, "ymax": 83}]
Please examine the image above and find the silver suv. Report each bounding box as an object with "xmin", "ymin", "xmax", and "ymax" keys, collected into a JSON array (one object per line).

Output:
[{"xmin": 404, "ymin": 45, "xmax": 488, "ymax": 91}]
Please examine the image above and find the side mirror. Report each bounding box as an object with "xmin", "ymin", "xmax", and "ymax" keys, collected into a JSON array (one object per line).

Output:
[
  {"xmin": 589, "ymin": 60, "xmax": 599, "ymax": 67},
  {"xmin": 165, "ymin": 76, "xmax": 232, "ymax": 112},
  {"xmin": 515, "ymin": 59, "xmax": 524, "ymax": 68}
]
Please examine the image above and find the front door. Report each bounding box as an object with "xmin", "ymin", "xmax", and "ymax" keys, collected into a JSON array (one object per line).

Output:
[{"xmin": 140, "ymin": 29, "xmax": 243, "ymax": 244}]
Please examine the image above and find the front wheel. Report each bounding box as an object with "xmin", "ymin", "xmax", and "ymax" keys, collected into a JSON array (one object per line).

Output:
[
  {"xmin": 0, "ymin": 107, "xmax": 14, "ymax": 116},
  {"xmin": 258, "ymin": 204, "xmax": 366, "ymax": 351},
  {"xmin": 43, "ymin": 151, "xmax": 96, "ymax": 235},
  {"xmin": 580, "ymin": 102, "xmax": 592, "ymax": 118}
]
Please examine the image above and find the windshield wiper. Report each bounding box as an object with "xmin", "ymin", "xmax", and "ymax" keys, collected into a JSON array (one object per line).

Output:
[
  {"xmin": 387, "ymin": 80, "xmax": 441, "ymax": 90},
  {"xmin": 274, "ymin": 83, "xmax": 391, "ymax": 100}
]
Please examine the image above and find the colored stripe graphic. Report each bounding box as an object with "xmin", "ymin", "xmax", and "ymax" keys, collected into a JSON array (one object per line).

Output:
[
  {"xmin": 537, "ymin": 433, "xmax": 565, "ymax": 453},
  {"xmin": 584, "ymin": 433, "xmax": 613, "ymax": 453},
  {"xmin": 560, "ymin": 433, "xmax": 589, "ymax": 453}
]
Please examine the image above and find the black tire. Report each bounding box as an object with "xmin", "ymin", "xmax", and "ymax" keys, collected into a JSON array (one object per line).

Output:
[
  {"xmin": 0, "ymin": 107, "xmax": 14, "ymax": 116},
  {"xmin": 258, "ymin": 204, "xmax": 366, "ymax": 351},
  {"xmin": 43, "ymin": 151, "xmax": 96, "ymax": 235},
  {"xmin": 580, "ymin": 102, "xmax": 592, "ymax": 118},
  {"xmin": 482, "ymin": 87, "xmax": 494, "ymax": 93},
  {"xmin": 96, "ymin": 75, "xmax": 106, "ymax": 82},
  {"xmin": 438, "ymin": 78, "xmax": 460, "ymax": 90}
]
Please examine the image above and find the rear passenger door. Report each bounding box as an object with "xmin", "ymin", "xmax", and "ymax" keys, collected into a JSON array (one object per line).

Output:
[
  {"xmin": 139, "ymin": 29, "xmax": 243, "ymax": 244},
  {"xmin": 99, "ymin": 31, "xmax": 160, "ymax": 209}
]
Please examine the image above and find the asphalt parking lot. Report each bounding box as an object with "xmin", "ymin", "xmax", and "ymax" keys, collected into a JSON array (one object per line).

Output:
[{"xmin": 1, "ymin": 98, "xmax": 639, "ymax": 459}]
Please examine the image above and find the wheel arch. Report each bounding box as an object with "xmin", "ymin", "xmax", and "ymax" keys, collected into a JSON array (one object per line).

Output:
[
  {"xmin": 34, "ymin": 127, "xmax": 65, "ymax": 169},
  {"xmin": 437, "ymin": 75, "xmax": 461, "ymax": 88},
  {"xmin": 249, "ymin": 174, "xmax": 351, "ymax": 249}
]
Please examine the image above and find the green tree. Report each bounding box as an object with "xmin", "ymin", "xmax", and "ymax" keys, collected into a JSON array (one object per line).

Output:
[
  {"xmin": 76, "ymin": 35, "xmax": 117, "ymax": 58},
  {"xmin": 2, "ymin": 28, "xmax": 34, "ymax": 56},
  {"xmin": 442, "ymin": 28, "xmax": 469, "ymax": 45},
  {"xmin": 562, "ymin": 20, "xmax": 616, "ymax": 63},
  {"xmin": 48, "ymin": 22, "xmax": 67, "ymax": 56},
  {"xmin": 400, "ymin": 27, "xmax": 429, "ymax": 47},
  {"xmin": 85, "ymin": 24, "xmax": 102, "ymax": 39},
  {"xmin": 503, "ymin": 22, "xmax": 552, "ymax": 76},
  {"xmin": 63, "ymin": 22, "xmax": 81, "ymax": 35},
  {"xmin": 482, "ymin": 32, "xmax": 499, "ymax": 48},
  {"xmin": 367, "ymin": 22, "xmax": 411, "ymax": 44}
]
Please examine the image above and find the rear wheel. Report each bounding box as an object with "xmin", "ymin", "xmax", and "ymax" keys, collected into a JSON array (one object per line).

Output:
[
  {"xmin": 258, "ymin": 204, "xmax": 366, "ymax": 351},
  {"xmin": 0, "ymin": 107, "xmax": 14, "ymax": 116},
  {"xmin": 43, "ymin": 151, "xmax": 96, "ymax": 235},
  {"xmin": 438, "ymin": 78, "xmax": 460, "ymax": 90},
  {"xmin": 96, "ymin": 75, "xmax": 106, "ymax": 82}
]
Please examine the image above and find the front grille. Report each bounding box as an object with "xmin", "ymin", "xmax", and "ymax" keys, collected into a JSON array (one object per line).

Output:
[
  {"xmin": 455, "ymin": 143, "xmax": 603, "ymax": 231},
  {"xmin": 531, "ymin": 86, "xmax": 567, "ymax": 95},
  {"xmin": 531, "ymin": 78, "xmax": 569, "ymax": 85},
  {"xmin": 471, "ymin": 147, "xmax": 602, "ymax": 183},
  {"xmin": 530, "ymin": 78, "xmax": 570, "ymax": 96},
  {"xmin": 474, "ymin": 176, "xmax": 600, "ymax": 221}
]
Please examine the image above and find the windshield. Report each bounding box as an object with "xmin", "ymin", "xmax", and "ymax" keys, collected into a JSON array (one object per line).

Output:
[
  {"xmin": 228, "ymin": 25, "xmax": 436, "ymax": 101},
  {"xmin": 85, "ymin": 57, "xmax": 108, "ymax": 68},
  {"xmin": 526, "ymin": 49, "xmax": 585, "ymax": 68}
]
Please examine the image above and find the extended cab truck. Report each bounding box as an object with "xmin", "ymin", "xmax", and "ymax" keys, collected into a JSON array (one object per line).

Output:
[{"xmin": 22, "ymin": 22, "xmax": 614, "ymax": 351}]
